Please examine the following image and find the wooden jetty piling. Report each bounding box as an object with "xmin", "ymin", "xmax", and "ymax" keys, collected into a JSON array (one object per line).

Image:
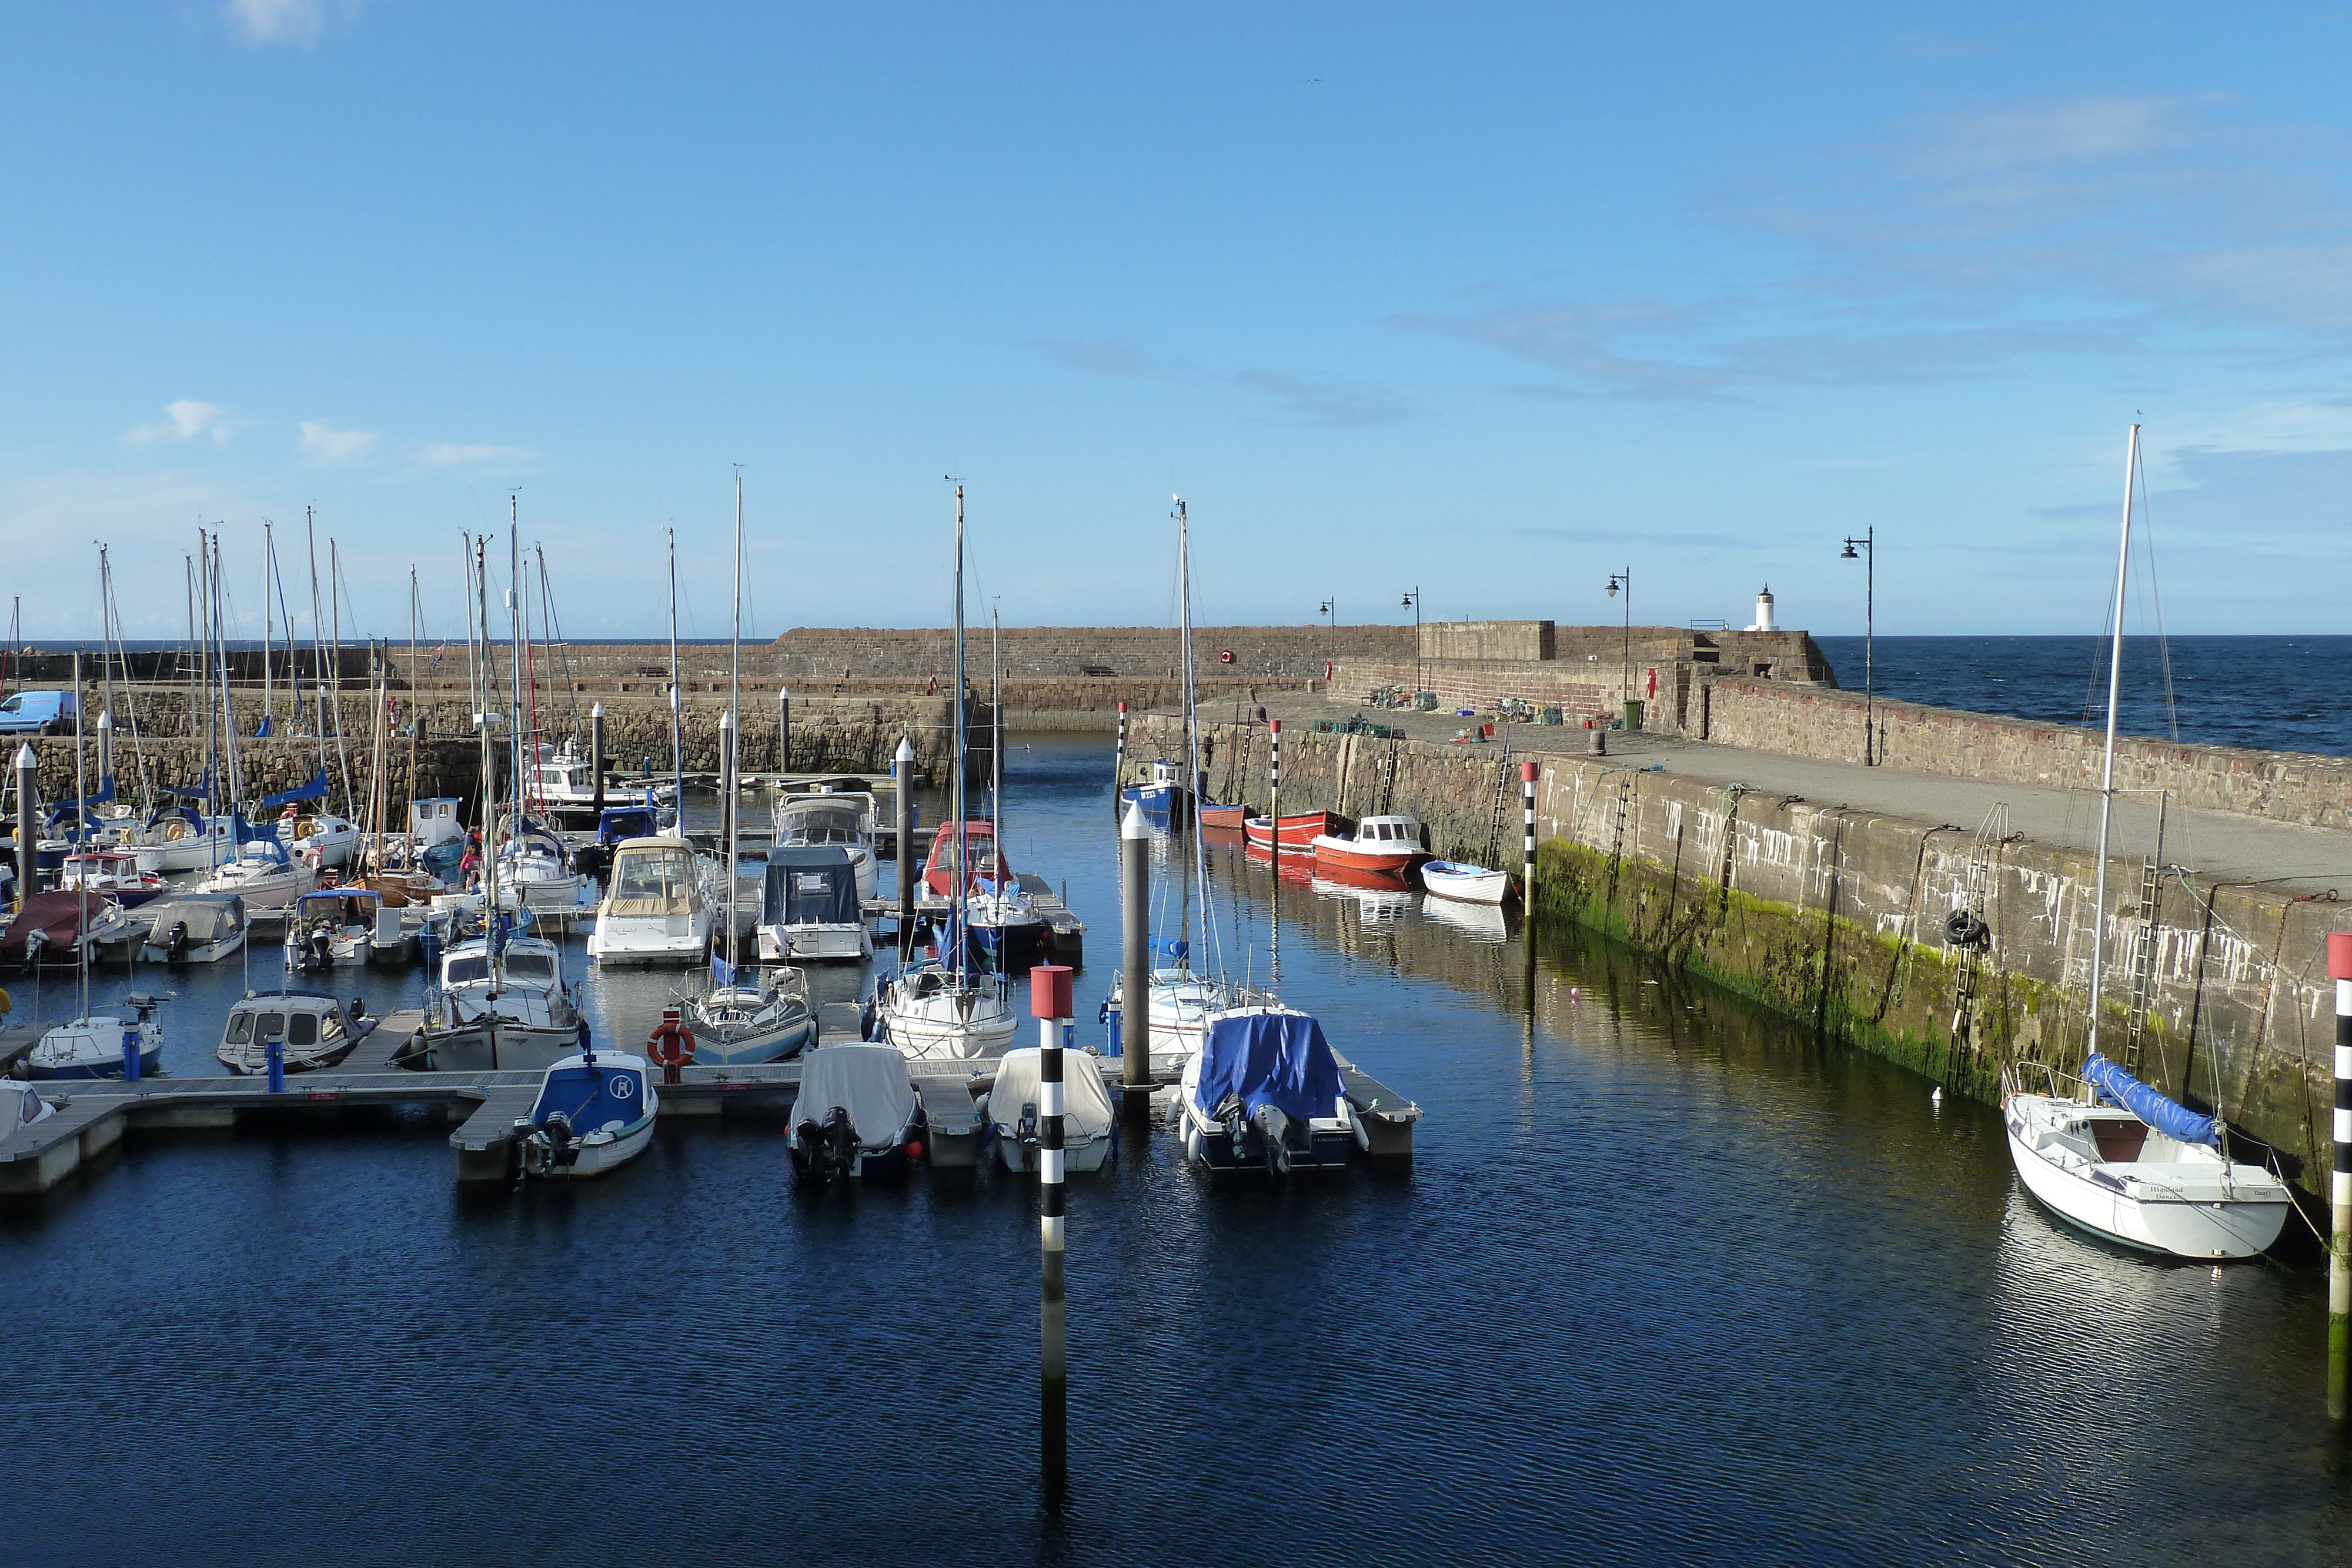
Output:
[
  {"xmin": 1119, "ymin": 801, "xmax": 1150, "ymax": 1111},
  {"xmin": 2333, "ymin": 931, "xmax": 2352, "ymax": 1420},
  {"xmin": 1033, "ymin": 963, "xmax": 1073, "ymax": 1500}
]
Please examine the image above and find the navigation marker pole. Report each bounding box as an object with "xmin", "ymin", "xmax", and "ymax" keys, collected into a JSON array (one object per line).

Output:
[
  {"xmin": 1269, "ymin": 719, "xmax": 1282, "ymax": 989},
  {"xmin": 1032, "ymin": 962, "xmax": 1075, "ymax": 1502},
  {"xmin": 1522, "ymin": 760, "xmax": 1539, "ymax": 1021},
  {"xmin": 1114, "ymin": 700, "xmax": 1128, "ymax": 815},
  {"xmin": 2332, "ymin": 932, "xmax": 2352, "ymax": 1420}
]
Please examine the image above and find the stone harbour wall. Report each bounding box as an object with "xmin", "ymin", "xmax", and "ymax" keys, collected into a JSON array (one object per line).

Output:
[{"xmin": 1131, "ymin": 711, "xmax": 2345, "ymax": 1194}]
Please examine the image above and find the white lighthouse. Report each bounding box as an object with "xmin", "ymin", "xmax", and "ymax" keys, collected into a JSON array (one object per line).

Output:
[{"xmin": 1746, "ymin": 585, "xmax": 1777, "ymax": 633}]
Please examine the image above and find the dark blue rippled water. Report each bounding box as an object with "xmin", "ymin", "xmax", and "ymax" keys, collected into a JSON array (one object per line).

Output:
[
  {"xmin": 1812, "ymin": 635, "xmax": 2352, "ymax": 757},
  {"xmin": 6, "ymin": 733, "xmax": 2351, "ymax": 1567}
]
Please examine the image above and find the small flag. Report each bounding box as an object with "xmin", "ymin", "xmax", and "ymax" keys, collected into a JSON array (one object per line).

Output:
[{"xmin": 710, "ymin": 954, "xmax": 734, "ymax": 988}]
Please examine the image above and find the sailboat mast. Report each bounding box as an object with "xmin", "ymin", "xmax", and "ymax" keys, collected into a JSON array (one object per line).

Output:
[
  {"xmin": 74, "ymin": 648, "xmax": 87, "ymax": 1021},
  {"xmin": 212, "ymin": 535, "xmax": 240, "ymax": 811},
  {"xmin": 1177, "ymin": 496, "xmax": 1205, "ymax": 966},
  {"xmin": 508, "ymin": 504, "xmax": 523, "ymax": 828},
  {"xmin": 2086, "ymin": 422, "xmax": 2139, "ymax": 1066},
  {"xmin": 953, "ymin": 484, "xmax": 969, "ymax": 988},
  {"xmin": 408, "ymin": 569, "xmax": 421, "ymax": 857},
  {"xmin": 991, "ymin": 604, "xmax": 1001, "ymax": 901},
  {"xmin": 727, "ymin": 471, "xmax": 744, "ymax": 969},
  {"xmin": 329, "ymin": 540, "xmax": 352, "ymax": 820},
  {"xmin": 475, "ymin": 534, "xmax": 501, "ymax": 987},
  {"xmin": 98, "ymin": 547, "xmax": 115, "ymax": 730},
  {"xmin": 260, "ymin": 522, "xmax": 274, "ymax": 731},
  {"xmin": 666, "ymin": 527, "xmax": 684, "ymax": 815},
  {"xmin": 184, "ymin": 554, "xmax": 203, "ymax": 817},
  {"xmin": 306, "ymin": 507, "xmax": 328, "ymax": 773}
]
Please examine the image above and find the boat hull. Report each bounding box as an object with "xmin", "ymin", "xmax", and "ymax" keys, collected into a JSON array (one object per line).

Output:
[
  {"xmin": 2004, "ymin": 1097, "xmax": 2290, "ymax": 1259},
  {"xmin": 526, "ymin": 1115, "xmax": 654, "ymax": 1179},
  {"xmin": 1243, "ymin": 811, "xmax": 1341, "ymax": 851},
  {"xmin": 1196, "ymin": 803, "xmax": 1248, "ymax": 831},
  {"xmin": 420, "ymin": 1023, "xmax": 591, "ymax": 1073},
  {"xmin": 588, "ymin": 910, "xmax": 712, "ymax": 965},
  {"xmin": 1421, "ymin": 862, "xmax": 1511, "ymax": 905},
  {"xmin": 758, "ymin": 922, "xmax": 873, "ymax": 962},
  {"xmin": 994, "ymin": 1128, "xmax": 1112, "ymax": 1174}
]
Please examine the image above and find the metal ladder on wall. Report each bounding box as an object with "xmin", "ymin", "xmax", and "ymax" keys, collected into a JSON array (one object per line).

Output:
[
  {"xmin": 1949, "ymin": 804, "xmax": 2009, "ymax": 1053},
  {"xmin": 2119, "ymin": 793, "xmax": 2168, "ymax": 1076}
]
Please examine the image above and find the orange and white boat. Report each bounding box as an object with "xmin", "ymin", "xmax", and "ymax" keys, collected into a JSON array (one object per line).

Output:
[
  {"xmin": 1242, "ymin": 810, "xmax": 1341, "ymax": 852},
  {"xmin": 1309, "ymin": 813, "xmax": 1429, "ymax": 877}
]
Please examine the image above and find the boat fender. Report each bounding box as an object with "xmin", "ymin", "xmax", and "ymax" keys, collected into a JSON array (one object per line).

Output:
[
  {"xmin": 1345, "ymin": 1100, "xmax": 1371, "ymax": 1153},
  {"xmin": 1184, "ymin": 1121, "xmax": 1204, "ymax": 1166},
  {"xmin": 1945, "ymin": 910, "xmax": 1990, "ymax": 948}
]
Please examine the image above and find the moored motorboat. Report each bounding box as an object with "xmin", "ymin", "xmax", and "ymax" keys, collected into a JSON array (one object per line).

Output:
[
  {"xmin": 756, "ymin": 847, "xmax": 871, "ymax": 963},
  {"xmin": 587, "ymin": 835, "xmax": 712, "ymax": 965},
  {"xmin": 773, "ymin": 791, "xmax": 880, "ymax": 902},
  {"xmin": 1420, "ymin": 860, "xmax": 1511, "ymax": 905},
  {"xmin": 513, "ymin": 1048, "xmax": 659, "ymax": 1179},
  {"xmin": 1, "ymin": 1079, "xmax": 55, "ymax": 1135},
  {"xmin": 984, "ymin": 1045, "xmax": 1115, "ymax": 1174},
  {"xmin": 285, "ymin": 888, "xmax": 385, "ymax": 971},
  {"xmin": 787, "ymin": 1043, "xmax": 926, "ymax": 1182},
  {"xmin": 59, "ymin": 849, "xmax": 167, "ymax": 907},
  {"xmin": 1310, "ymin": 813, "xmax": 1429, "ymax": 877},
  {"xmin": 1177, "ymin": 1006, "xmax": 1360, "ymax": 1175},
  {"xmin": 1196, "ymin": 801, "xmax": 1248, "ymax": 831},
  {"xmin": 1119, "ymin": 758, "xmax": 1187, "ymax": 821},
  {"xmin": 138, "ymin": 894, "xmax": 249, "ymax": 964},
  {"xmin": 1242, "ymin": 810, "xmax": 1341, "ymax": 852},
  {"xmin": 3, "ymin": 890, "xmax": 124, "ymax": 967},
  {"xmin": 415, "ymin": 931, "xmax": 587, "ymax": 1071},
  {"xmin": 216, "ymin": 992, "xmax": 376, "ymax": 1075}
]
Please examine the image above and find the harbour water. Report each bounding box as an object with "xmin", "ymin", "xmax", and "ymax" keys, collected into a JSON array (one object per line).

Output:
[{"xmin": 6, "ymin": 733, "xmax": 2351, "ymax": 1566}]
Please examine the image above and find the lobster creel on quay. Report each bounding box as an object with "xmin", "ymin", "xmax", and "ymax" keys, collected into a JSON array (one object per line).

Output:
[
  {"xmin": 0, "ymin": 1004, "xmax": 1416, "ymax": 1194},
  {"xmin": 1130, "ymin": 698, "xmax": 2352, "ymax": 1200}
]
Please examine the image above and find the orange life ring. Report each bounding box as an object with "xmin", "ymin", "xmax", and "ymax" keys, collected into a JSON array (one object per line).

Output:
[{"xmin": 646, "ymin": 1017, "xmax": 696, "ymax": 1068}]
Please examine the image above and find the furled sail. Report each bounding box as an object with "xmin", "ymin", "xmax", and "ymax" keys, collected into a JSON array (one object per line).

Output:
[{"xmin": 2082, "ymin": 1052, "xmax": 2219, "ymax": 1146}]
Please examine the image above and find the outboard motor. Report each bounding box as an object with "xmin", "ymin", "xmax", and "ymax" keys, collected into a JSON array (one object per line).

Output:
[
  {"xmin": 308, "ymin": 922, "xmax": 335, "ymax": 969},
  {"xmin": 1214, "ymin": 1093, "xmax": 1250, "ymax": 1164},
  {"xmin": 1251, "ymin": 1104, "xmax": 1294, "ymax": 1176},
  {"xmin": 163, "ymin": 920, "xmax": 189, "ymax": 965},
  {"xmin": 1015, "ymin": 1099, "xmax": 1039, "ymax": 1151},
  {"xmin": 792, "ymin": 1106, "xmax": 858, "ymax": 1182},
  {"xmin": 522, "ymin": 1110, "xmax": 579, "ymax": 1177}
]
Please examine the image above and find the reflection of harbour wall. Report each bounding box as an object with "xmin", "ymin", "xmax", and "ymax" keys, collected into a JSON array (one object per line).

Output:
[{"xmin": 1132, "ymin": 711, "xmax": 2338, "ymax": 1193}]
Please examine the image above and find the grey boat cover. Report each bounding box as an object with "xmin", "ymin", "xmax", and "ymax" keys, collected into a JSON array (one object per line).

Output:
[
  {"xmin": 143, "ymin": 894, "xmax": 245, "ymax": 942},
  {"xmin": 763, "ymin": 847, "xmax": 861, "ymax": 927},
  {"xmin": 988, "ymin": 1047, "xmax": 1114, "ymax": 1142},
  {"xmin": 789, "ymin": 1044, "xmax": 916, "ymax": 1152}
]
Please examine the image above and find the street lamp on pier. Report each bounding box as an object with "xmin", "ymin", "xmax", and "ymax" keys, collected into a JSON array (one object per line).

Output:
[
  {"xmin": 1319, "ymin": 597, "xmax": 1336, "ymax": 677},
  {"xmin": 1840, "ymin": 528, "xmax": 1875, "ymax": 765},
  {"xmin": 1604, "ymin": 569, "xmax": 1631, "ymax": 709},
  {"xmin": 1401, "ymin": 589, "xmax": 1422, "ymax": 698}
]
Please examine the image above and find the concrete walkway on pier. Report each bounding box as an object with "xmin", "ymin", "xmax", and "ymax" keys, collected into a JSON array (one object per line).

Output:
[{"xmin": 1242, "ymin": 694, "xmax": 2352, "ymax": 895}]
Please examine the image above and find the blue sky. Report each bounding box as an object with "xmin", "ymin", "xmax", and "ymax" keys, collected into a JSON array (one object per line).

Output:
[{"xmin": 4, "ymin": 3, "xmax": 2349, "ymax": 641}]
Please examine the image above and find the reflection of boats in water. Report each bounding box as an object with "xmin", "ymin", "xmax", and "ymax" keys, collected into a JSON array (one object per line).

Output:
[
  {"xmin": 1420, "ymin": 894, "xmax": 1510, "ymax": 943},
  {"xmin": 1242, "ymin": 839, "xmax": 1316, "ymax": 887},
  {"xmin": 1309, "ymin": 872, "xmax": 1411, "ymax": 924}
]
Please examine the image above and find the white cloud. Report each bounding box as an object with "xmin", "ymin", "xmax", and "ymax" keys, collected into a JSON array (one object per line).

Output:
[
  {"xmin": 299, "ymin": 420, "xmax": 379, "ymax": 464},
  {"xmin": 125, "ymin": 399, "xmax": 235, "ymax": 445},
  {"xmin": 225, "ymin": 0, "xmax": 328, "ymax": 45},
  {"xmin": 417, "ymin": 442, "xmax": 537, "ymax": 469}
]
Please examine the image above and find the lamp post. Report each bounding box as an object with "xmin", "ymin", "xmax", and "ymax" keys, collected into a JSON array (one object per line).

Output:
[
  {"xmin": 1840, "ymin": 527, "xmax": 1875, "ymax": 765},
  {"xmin": 1604, "ymin": 569, "xmax": 1631, "ymax": 709},
  {"xmin": 1401, "ymin": 589, "xmax": 1421, "ymax": 699}
]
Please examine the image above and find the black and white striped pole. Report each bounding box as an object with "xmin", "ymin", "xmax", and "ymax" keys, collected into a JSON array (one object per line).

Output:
[
  {"xmin": 1520, "ymin": 760, "xmax": 1539, "ymax": 905},
  {"xmin": 2331, "ymin": 931, "xmax": 2352, "ymax": 1420},
  {"xmin": 1269, "ymin": 719, "xmax": 1282, "ymax": 988},
  {"xmin": 1114, "ymin": 700, "xmax": 1128, "ymax": 814},
  {"xmin": 1031, "ymin": 962, "xmax": 1075, "ymax": 1498}
]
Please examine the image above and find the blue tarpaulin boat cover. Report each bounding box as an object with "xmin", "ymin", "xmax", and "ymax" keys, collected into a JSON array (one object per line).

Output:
[
  {"xmin": 2083, "ymin": 1052, "xmax": 2219, "ymax": 1146},
  {"xmin": 1192, "ymin": 1009, "xmax": 1345, "ymax": 1123},
  {"xmin": 258, "ymin": 768, "xmax": 329, "ymax": 810}
]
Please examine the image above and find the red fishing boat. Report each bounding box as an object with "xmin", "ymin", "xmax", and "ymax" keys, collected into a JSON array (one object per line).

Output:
[
  {"xmin": 922, "ymin": 821, "xmax": 1012, "ymax": 897},
  {"xmin": 1197, "ymin": 802, "xmax": 1249, "ymax": 831},
  {"xmin": 1242, "ymin": 810, "xmax": 1342, "ymax": 852},
  {"xmin": 1310, "ymin": 813, "xmax": 1429, "ymax": 876}
]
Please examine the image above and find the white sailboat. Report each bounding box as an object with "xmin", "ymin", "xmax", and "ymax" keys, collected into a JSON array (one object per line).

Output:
[
  {"xmin": 2000, "ymin": 424, "xmax": 2291, "ymax": 1259},
  {"xmin": 870, "ymin": 484, "xmax": 1017, "ymax": 1063}
]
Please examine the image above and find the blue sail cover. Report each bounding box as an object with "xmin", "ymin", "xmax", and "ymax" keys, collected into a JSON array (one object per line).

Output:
[
  {"xmin": 258, "ymin": 768, "xmax": 329, "ymax": 810},
  {"xmin": 2082, "ymin": 1052, "xmax": 2219, "ymax": 1146},
  {"xmin": 229, "ymin": 813, "xmax": 282, "ymax": 851},
  {"xmin": 157, "ymin": 769, "xmax": 215, "ymax": 801},
  {"xmin": 1192, "ymin": 1011, "xmax": 1345, "ymax": 1123}
]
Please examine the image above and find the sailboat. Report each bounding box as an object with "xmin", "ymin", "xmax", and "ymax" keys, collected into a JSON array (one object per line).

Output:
[
  {"xmin": 2000, "ymin": 424, "xmax": 2291, "ymax": 1259},
  {"xmin": 684, "ymin": 471, "xmax": 817, "ymax": 1062},
  {"xmin": 964, "ymin": 607, "xmax": 1047, "ymax": 974},
  {"xmin": 29, "ymin": 663, "xmax": 166, "ymax": 1082},
  {"xmin": 869, "ymin": 484, "xmax": 1018, "ymax": 1062}
]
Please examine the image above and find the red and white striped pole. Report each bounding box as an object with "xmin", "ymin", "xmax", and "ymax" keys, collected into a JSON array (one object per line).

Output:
[
  {"xmin": 2331, "ymin": 932, "xmax": 2352, "ymax": 1419},
  {"xmin": 1520, "ymin": 760, "xmax": 1539, "ymax": 905},
  {"xmin": 1032, "ymin": 962, "xmax": 1074, "ymax": 1494}
]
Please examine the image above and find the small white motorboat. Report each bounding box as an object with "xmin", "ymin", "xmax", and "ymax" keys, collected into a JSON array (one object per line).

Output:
[
  {"xmin": 1, "ymin": 1079, "xmax": 55, "ymax": 1136},
  {"xmin": 276, "ymin": 809, "xmax": 360, "ymax": 869},
  {"xmin": 773, "ymin": 791, "xmax": 880, "ymax": 902},
  {"xmin": 284, "ymin": 888, "xmax": 384, "ymax": 971},
  {"xmin": 1102, "ymin": 963, "xmax": 1234, "ymax": 1077},
  {"xmin": 587, "ymin": 835, "xmax": 713, "ymax": 966},
  {"xmin": 513, "ymin": 1048, "xmax": 659, "ymax": 1179},
  {"xmin": 1177, "ymin": 1005, "xmax": 1362, "ymax": 1176},
  {"xmin": 138, "ymin": 894, "xmax": 249, "ymax": 964},
  {"xmin": 28, "ymin": 998, "xmax": 166, "ymax": 1081},
  {"xmin": 984, "ymin": 1045, "xmax": 1115, "ymax": 1174},
  {"xmin": 788, "ymin": 1043, "xmax": 926, "ymax": 1182},
  {"xmin": 128, "ymin": 805, "xmax": 238, "ymax": 874},
  {"xmin": 756, "ymin": 847, "xmax": 872, "ymax": 963},
  {"xmin": 217, "ymin": 991, "xmax": 376, "ymax": 1075},
  {"xmin": 1420, "ymin": 860, "xmax": 1511, "ymax": 905}
]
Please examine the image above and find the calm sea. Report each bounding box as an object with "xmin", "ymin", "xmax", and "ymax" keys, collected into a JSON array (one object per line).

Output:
[
  {"xmin": 1812, "ymin": 635, "xmax": 2351, "ymax": 757},
  {"xmin": 6, "ymin": 734, "xmax": 2351, "ymax": 1567}
]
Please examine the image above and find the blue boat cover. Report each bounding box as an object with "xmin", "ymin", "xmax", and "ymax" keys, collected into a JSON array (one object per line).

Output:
[
  {"xmin": 598, "ymin": 805, "xmax": 659, "ymax": 845},
  {"xmin": 258, "ymin": 768, "xmax": 329, "ymax": 809},
  {"xmin": 157, "ymin": 770, "xmax": 214, "ymax": 801},
  {"xmin": 2082, "ymin": 1052, "xmax": 2219, "ymax": 1146},
  {"xmin": 229, "ymin": 812, "xmax": 280, "ymax": 849},
  {"xmin": 45, "ymin": 776, "xmax": 115, "ymax": 826},
  {"xmin": 763, "ymin": 847, "xmax": 861, "ymax": 927},
  {"xmin": 531, "ymin": 1058, "xmax": 649, "ymax": 1135},
  {"xmin": 1192, "ymin": 1010, "xmax": 1345, "ymax": 1123}
]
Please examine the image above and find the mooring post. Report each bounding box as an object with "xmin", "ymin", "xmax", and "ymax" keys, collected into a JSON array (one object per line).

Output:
[
  {"xmin": 95, "ymin": 709, "xmax": 112, "ymax": 786},
  {"xmin": 778, "ymin": 686, "xmax": 791, "ymax": 776},
  {"xmin": 717, "ymin": 708, "xmax": 736, "ymax": 851},
  {"xmin": 894, "ymin": 735, "xmax": 916, "ymax": 959},
  {"xmin": 1120, "ymin": 801, "xmax": 1151, "ymax": 1112},
  {"xmin": 1114, "ymin": 700, "xmax": 1127, "ymax": 814},
  {"xmin": 1031, "ymin": 961, "xmax": 1074, "ymax": 1500},
  {"xmin": 590, "ymin": 702, "xmax": 606, "ymax": 817},
  {"xmin": 13, "ymin": 743, "xmax": 35, "ymax": 907},
  {"xmin": 122, "ymin": 1022, "xmax": 142, "ymax": 1083},
  {"xmin": 2331, "ymin": 931, "xmax": 2352, "ymax": 1420}
]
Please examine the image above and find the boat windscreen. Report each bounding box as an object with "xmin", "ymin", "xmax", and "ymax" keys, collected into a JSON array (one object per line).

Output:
[{"xmin": 607, "ymin": 846, "xmax": 697, "ymax": 916}]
